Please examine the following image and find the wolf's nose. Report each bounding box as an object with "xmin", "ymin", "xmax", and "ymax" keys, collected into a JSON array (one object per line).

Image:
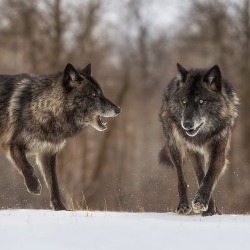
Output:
[
  {"xmin": 115, "ymin": 106, "xmax": 122, "ymax": 114},
  {"xmin": 183, "ymin": 121, "xmax": 194, "ymax": 130}
]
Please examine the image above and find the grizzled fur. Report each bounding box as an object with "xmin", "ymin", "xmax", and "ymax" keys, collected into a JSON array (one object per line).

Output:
[
  {"xmin": 0, "ymin": 63, "xmax": 121, "ymax": 210},
  {"xmin": 159, "ymin": 63, "xmax": 239, "ymax": 216}
]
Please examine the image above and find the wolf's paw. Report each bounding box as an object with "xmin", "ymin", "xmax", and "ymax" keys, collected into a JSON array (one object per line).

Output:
[
  {"xmin": 25, "ymin": 176, "xmax": 42, "ymax": 195},
  {"xmin": 51, "ymin": 201, "xmax": 67, "ymax": 211},
  {"xmin": 176, "ymin": 203, "xmax": 192, "ymax": 215},
  {"xmin": 192, "ymin": 196, "xmax": 208, "ymax": 214},
  {"xmin": 202, "ymin": 206, "xmax": 221, "ymax": 217}
]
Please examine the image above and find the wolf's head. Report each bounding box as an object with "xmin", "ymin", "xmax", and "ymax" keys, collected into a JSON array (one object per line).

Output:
[
  {"xmin": 63, "ymin": 63, "xmax": 121, "ymax": 131},
  {"xmin": 169, "ymin": 63, "xmax": 223, "ymax": 137}
]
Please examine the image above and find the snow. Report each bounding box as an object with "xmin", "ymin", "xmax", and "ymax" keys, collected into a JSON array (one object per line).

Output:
[{"xmin": 0, "ymin": 210, "xmax": 250, "ymax": 250}]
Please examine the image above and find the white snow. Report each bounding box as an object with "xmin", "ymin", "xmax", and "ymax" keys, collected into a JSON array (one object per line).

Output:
[{"xmin": 0, "ymin": 210, "xmax": 250, "ymax": 250}]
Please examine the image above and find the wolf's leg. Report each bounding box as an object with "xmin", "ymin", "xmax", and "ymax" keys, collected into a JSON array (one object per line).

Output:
[
  {"xmin": 36, "ymin": 152, "xmax": 66, "ymax": 210},
  {"xmin": 201, "ymin": 199, "xmax": 221, "ymax": 216},
  {"xmin": 169, "ymin": 145, "xmax": 191, "ymax": 215},
  {"xmin": 190, "ymin": 152, "xmax": 220, "ymax": 216},
  {"xmin": 9, "ymin": 145, "xmax": 42, "ymax": 195},
  {"xmin": 192, "ymin": 140, "xmax": 227, "ymax": 214}
]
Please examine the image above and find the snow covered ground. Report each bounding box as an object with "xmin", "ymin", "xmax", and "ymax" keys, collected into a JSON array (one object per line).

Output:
[{"xmin": 0, "ymin": 210, "xmax": 250, "ymax": 250}]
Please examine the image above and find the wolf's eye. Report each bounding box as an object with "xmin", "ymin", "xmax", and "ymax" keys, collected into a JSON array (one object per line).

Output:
[
  {"xmin": 199, "ymin": 99, "xmax": 204, "ymax": 104},
  {"xmin": 182, "ymin": 100, "xmax": 187, "ymax": 104},
  {"xmin": 91, "ymin": 93, "xmax": 96, "ymax": 97}
]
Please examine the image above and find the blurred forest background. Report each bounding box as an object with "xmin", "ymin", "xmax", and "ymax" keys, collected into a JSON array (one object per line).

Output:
[{"xmin": 0, "ymin": 0, "xmax": 249, "ymax": 214}]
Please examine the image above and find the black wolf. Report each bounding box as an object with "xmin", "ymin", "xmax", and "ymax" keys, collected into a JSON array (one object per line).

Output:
[
  {"xmin": 159, "ymin": 63, "xmax": 239, "ymax": 216},
  {"xmin": 0, "ymin": 63, "xmax": 121, "ymax": 210}
]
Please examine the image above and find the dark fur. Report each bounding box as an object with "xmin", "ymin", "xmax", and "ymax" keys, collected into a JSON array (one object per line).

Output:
[
  {"xmin": 159, "ymin": 63, "xmax": 239, "ymax": 216},
  {"xmin": 0, "ymin": 63, "xmax": 121, "ymax": 210}
]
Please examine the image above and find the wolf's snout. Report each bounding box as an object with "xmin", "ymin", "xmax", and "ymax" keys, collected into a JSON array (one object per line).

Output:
[
  {"xmin": 183, "ymin": 121, "xmax": 194, "ymax": 130},
  {"xmin": 114, "ymin": 106, "xmax": 121, "ymax": 115}
]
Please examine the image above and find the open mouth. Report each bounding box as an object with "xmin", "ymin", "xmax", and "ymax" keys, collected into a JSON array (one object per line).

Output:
[
  {"xmin": 185, "ymin": 123, "xmax": 203, "ymax": 137},
  {"xmin": 95, "ymin": 115, "xmax": 107, "ymax": 131},
  {"xmin": 91, "ymin": 106, "xmax": 121, "ymax": 132}
]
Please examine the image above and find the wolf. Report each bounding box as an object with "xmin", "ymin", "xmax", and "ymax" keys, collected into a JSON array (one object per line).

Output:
[
  {"xmin": 159, "ymin": 63, "xmax": 239, "ymax": 216},
  {"xmin": 0, "ymin": 63, "xmax": 121, "ymax": 210}
]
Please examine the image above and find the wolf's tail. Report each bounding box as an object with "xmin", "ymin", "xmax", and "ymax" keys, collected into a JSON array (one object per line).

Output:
[{"xmin": 159, "ymin": 146, "xmax": 174, "ymax": 169}]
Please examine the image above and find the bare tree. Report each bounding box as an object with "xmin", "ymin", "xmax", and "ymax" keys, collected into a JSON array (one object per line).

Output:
[{"xmin": 235, "ymin": 0, "xmax": 250, "ymax": 172}]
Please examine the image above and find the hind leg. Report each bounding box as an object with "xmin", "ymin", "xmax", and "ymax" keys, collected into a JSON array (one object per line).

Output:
[
  {"xmin": 9, "ymin": 144, "xmax": 42, "ymax": 195},
  {"xmin": 36, "ymin": 152, "xmax": 66, "ymax": 210},
  {"xmin": 191, "ymin": 151, "xmax": 222, "ymax": 216},
  {"xmin": 169, "ymin": 145, "xmax": 192, "ymax": 215}
]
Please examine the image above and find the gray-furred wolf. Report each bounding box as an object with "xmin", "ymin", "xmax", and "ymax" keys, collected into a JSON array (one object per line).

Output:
[
  {"xmin": 0, "ymin": 63, "xmax": 121, "ymax": 210},
  {"xmin": 159, "ymin": 63, "xmax": 239, "ymax": 216}
]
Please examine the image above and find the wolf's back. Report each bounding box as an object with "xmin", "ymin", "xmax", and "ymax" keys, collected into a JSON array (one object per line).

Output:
[
  {"xmin": 0, "ymin": 75, "xmax": 19, "ymax": 135},
  {"xmin": 0, "ymin": 74, "xmax": 36, "ymax": 141},
  {"xmin": 0, "ymin": 75, "xmax": 17, "ymax": 110}
]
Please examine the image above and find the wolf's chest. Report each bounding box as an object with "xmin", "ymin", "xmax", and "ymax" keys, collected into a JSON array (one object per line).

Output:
[{"xmin": 26, "ymin": 138, "xmax": 66, "ymax": 154}]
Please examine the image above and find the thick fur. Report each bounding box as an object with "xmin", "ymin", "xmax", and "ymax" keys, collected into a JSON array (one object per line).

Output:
[
  {"xmin": 0, "ymin": 63, "xmax": 121, "ymax": 210},
  {"xmin": 159, "ymin": 63, "xmax": 239, "ymax": 216}
]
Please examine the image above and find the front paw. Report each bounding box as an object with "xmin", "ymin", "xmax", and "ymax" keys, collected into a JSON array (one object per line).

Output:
[
  {"xmin": 202, "ymin": 206, "xmax": 221, "ymax": 216},
  {"xmin": 51, "ymin": 200, "xmax": 67, "ymax": 211},
  {"xmin": 176, "ymin": 203, "xmax": 192, "ymax": 215},
  {"xmin": 192, "ymin": 195, "xmax": 208, "ymax": 214}
]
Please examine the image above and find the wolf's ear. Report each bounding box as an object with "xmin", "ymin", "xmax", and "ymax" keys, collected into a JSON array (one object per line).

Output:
[
  {"xmin": 203, "ymin": 65, "xmax": 221, "ymax": 91},
  {"xmin": 64, "ymin": 63, "xmax": 78, "ymax": 82},
  {"xmin": 81, "ymin": 63, "xmax": 91, "ymax": 76},
  {"xmin": 176, "ymin": 63, "xmax": 188, "ymax": 83},
  {"xmin": 63, "ymin": 63, "xmax": 80, "ymax": 90}
]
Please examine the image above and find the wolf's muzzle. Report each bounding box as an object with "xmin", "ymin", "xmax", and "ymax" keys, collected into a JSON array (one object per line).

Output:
[
  {"xmin": 182, "ymin": 120, "xmax": 194, "ymax": 130},
  {"xmin": 114, "ymin": 106, "xmax": 121, "ymax": 115}
]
